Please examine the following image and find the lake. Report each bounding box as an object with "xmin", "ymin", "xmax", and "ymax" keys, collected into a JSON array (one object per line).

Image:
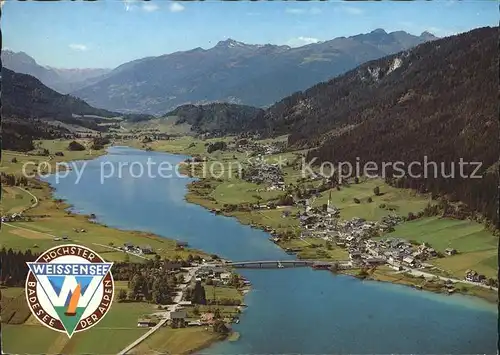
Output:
[{"xmin": 44, "ymin": 147, "xmax": 498, "ymax": 354}]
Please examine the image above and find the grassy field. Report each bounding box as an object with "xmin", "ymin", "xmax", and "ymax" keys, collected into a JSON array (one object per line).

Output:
[
  {"xmin": 2, "ymin": 281, "xmax": 241, "ymax": 354},
  {"xmin": 1, "ymin": 186, "xmax": 33, "ymax": 214},
  {"xmin": 276, "ymin": 236, "xmax": 348, "ymax": 260},
  {"xmin": 1, "ymin": 139, "xmax": 106, "ymax": 175},
  {"xmin": 204, "ymin": 285, "xmax": 244, "ymax": 303},
  {"xmin": 2, "ymin": 300, "xmax": 157, "ymax": 354},
  {"xmin": 0, "ymin": 194, "xmax": 207, "ymax": 261},
  {"xmin": 380, "ymin": 216, "xmax": 498, "ymax": 278},
  {"xmin": 123, "ymin": 116, "xmax": 193, "ymax": 135},
  {"xmin": 311, "ymin": 178, "xmax": 432, "ymax": 221},
  {"xmin": 130, "ymin": 327, "xmax": 223, "ymax": 355}
]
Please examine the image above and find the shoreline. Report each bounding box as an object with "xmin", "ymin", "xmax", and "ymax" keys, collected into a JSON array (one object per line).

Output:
[
  {"xmin": 170, "ymin": 152, "xmax": 498, "ymax": 305},
  {"xmin": 1, "ymin": 144, "xmax": 247, "ymax": 355}
]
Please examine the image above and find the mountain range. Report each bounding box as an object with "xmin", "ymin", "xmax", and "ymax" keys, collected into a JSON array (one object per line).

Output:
[
  {"xmin": 1, "ymin": 50, "xmax": 111, "ymax": 93},
  {"xmin": 1, "ymin": 67, "xmax": 122, "ymax": 151},
  {"xmin": 3, "ymin": 26, "xmax": 496, "ymax": 225},
  {"xmin": 143, "ymin": 27, "xmax": 498, "ymax": 224},
  {"xmin": 3, "ymin": 29, "xmax": 435, "ymax": 115}
]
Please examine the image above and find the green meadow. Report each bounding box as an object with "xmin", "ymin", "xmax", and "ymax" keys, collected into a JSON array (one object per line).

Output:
[
  {"xmin": 311, "ymin": 178, "xmax": 432, "ymax": 221},
  {"xmin": 384, "ymin": 216, "xmax": 498, "ymax": 278}
]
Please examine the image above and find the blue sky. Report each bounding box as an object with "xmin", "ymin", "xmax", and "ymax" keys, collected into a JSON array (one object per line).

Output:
[{"xmin": 2, "ymin": 0, "xmax": 498, "ymax": 69}]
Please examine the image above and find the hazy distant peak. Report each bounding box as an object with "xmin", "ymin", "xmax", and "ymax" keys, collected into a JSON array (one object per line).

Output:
[
  {"xmin": 371, "ymin": 28, "xmax": 388, "ymax": 35},
  {"xmin": 420, "ymin": 31, "xmax": 439, "ymax": 40},
  {"xmin": 2, "ymin": 50, "xmax": 38, "ymax": 65},
  {"xmin": 215, "ymin": 38, "xmax": 247, "ymax": 48}
]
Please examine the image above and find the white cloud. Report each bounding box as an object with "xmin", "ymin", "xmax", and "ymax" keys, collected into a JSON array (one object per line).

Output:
[
  {"xmin": 341, "ymin": 6, "xmax": 363, "ymax": 15},
  {"xmin": 285, "ymin": 7, "xmax": 321, "ymax": 15},
  {"xmin": 285, "ymin": 8, "xmax": 306, "ymax": 15},
  {"xmin": 169, "ymin": 2, "xmax": 185, "ymax": 13},
  {"xmin": 142, "ymin": 3, "xmax": 159, "ymax": 12},
  {"xmin": 287, "ymin": 36, "xmax": 320, "ymax": 47},
  {"xmin": 69, "ymin": 44, "xmax": 88, "ymax": 52}
]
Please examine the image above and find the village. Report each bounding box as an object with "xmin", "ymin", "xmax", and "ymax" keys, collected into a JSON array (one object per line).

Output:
[
  {"xmin": 133, "ymin": 259, "xmax": 249, "ymax": 332},
  {"xmin": 228, "ymin": 151, "xmax": 497, "ymax": 290},
  {"xmin": 242, "ymin": 156, "xmax": 286, "ymax": 191}
]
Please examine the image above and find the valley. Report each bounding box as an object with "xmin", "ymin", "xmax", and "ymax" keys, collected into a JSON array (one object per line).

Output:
[
  {"xmin": 1, "ymin": 4, "xmax": 498, "ymax": 353},
  {"xmin": 131, "ymin": 134, "xmax": 498, "ymax": 302}
]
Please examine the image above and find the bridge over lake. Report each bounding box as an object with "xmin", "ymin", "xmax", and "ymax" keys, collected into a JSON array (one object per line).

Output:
[{"xmin": 219, "ymin": 260, "xmax": 351, "ymax": 269}]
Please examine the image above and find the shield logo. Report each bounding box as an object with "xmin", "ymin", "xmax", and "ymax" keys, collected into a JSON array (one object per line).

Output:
[{"xmin": 25, "ymin": 244, "xmax": 114, "ymax": 337}]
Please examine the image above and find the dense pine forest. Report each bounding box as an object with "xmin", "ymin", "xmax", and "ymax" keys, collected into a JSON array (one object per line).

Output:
[
  {"xmin": 253, "ymin": 26, "xmax": 498, "ymax": 226},
  {"xmin": 0, "ymin": 249, "xmax": 38, "ymax": 287},
  {"xmin": 166, "ymin": 103, "xmax": 265, "ymax": 135}
]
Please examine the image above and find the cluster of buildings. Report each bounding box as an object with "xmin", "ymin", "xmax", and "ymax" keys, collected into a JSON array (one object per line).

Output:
[
  {"xmin": 193, "ymin": 264, "xmax": 251, "ymax": 287},
  {"xmin": 286, "ymin": 199, "xmax": 453, "ymax": 270},
  {"xmin": 464, "ymin": 269, "xmax": 488, "ymax": 284},
  {"xmin": 243, "ymin": 159, "xmax": 285, "ymax": 189},
  {"xmin": 195, "ymin": 265, "xmax": 234, "ymax": 286},
  {"xmin": 122, "ymin": 242, "xmax": 155, "ymax": 255},
  {"xmin": 1, "ymin": 212, "xmax": 28, "ymax": 223},
  {"xmin": 234, "ymin": 139, "xmax": 286, "ymax": 156}
]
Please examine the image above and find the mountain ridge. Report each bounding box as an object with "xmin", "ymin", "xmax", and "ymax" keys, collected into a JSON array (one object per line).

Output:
[
  {"xmin": 70, "ymin": 29, "xmax": 437, "ymax": 114},
  {"xmin": 1, "ymin": 50, "xmax": 111, "ymax": 93},
  {"xmin": 252, "ymin": 26, "xmax": 498, "ymax": 225},
  {"xmin": 1, "ymin": 67, "xmax": 120, "ymax": 121}
]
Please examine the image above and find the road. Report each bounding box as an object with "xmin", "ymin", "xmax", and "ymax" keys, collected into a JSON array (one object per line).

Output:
[
  {"xmin": 404, "ymin": 267, "xmax": 498, "ymax": 291},
  {"xmin": 117, "ymin": 265, "xmax": 200, "ymax": 355},
  {"xmin": 17, "ymin": 186, "xmax": 39, "ymax": 212},
  {"xmin": 91, "ymin": 242, "xmax": 148, "ymax": 260}
]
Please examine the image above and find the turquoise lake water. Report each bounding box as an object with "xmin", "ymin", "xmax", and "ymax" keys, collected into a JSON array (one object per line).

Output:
[{"xmin": 44, "ymin": 147, "xmax": 498, "ymax": 354}]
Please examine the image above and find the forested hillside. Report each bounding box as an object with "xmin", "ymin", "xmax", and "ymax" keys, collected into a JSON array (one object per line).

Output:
[
  {"xmin": 1, "ymin": 68, "xmax": 120, "ymax": 151},
  {"xmin": 2, "ymin": 119, "xmax": 70, "ymax": 152},
  {"xmin": 256, "ymin": 26, "xmax": 498, "ymax": 225},
  {"xmin": 165, "ymin": 103, "xmax": 264, "ymax": 135},
  {"xmin": 1, "ymin": 68, "xmax": 118, "ymax": 121}
]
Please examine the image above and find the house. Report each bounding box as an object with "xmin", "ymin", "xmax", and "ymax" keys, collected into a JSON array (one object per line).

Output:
[
  {"xmin": 427, "ymin": 248, "xmax": 438, "ymax": 257},
  {"xmin": 465, "ymin": 270, "xmax": 478, "ymax": 282},
  {"xmin": 170, "ymin": 310, "xmax": 187, "ymax": 320},
  {"xmin": 412, "ymin": 251, "xmax": 424, "ymax": 260},
  {"xmin": 124, "ymin": 242, "xmax": 134, "ymax": 250},
  {"xmin": 176, "ymin": 241, "xmax": 189, "ymax": 249},
  {"xmin": 170, "ymin": 310, "xmax": 187, "ymax": 327},
  {"xmin": 402, "ymin": 256, "xmax": 416, "ymax": 267},
  {"xmin": 140, "ymin": 245, "xmax": 154, "ymax": 254},
  {"xmin": 178, "ymin": 301, "xmax": 192, "ymax": 307},
  {"xmin": 137, "ymin": 318, "xmax": 157, "ymax": 327},
  {"xmin": 349, "ymin": 251, "xmax": 362, "ymax": 261},
  {"xmin": 220, "ymin": 272, "xmax": 232, "ymax": 283},
  {"xmin": 200, "ymin": 312, "xmax": 215, "ymax": 325},
  {"xmin": 445, "ymin": 248, "xmax": 457, "ymax": 256}
]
